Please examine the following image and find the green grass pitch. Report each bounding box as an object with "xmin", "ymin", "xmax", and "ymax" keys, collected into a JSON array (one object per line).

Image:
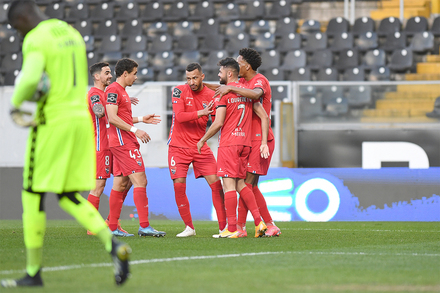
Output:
[{"xmin": 1, "ymin": 220, "xmax": 439, "ymax": 293}]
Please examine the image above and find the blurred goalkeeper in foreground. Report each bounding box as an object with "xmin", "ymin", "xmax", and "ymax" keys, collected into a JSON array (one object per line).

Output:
[{"xmin": 1, "ymin": 0, "xmax": 131, "ymax": 288}]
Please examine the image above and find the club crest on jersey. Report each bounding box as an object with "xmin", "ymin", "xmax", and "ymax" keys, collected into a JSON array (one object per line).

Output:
[
  {"xmin": 107, "ymin": 93, "xmax": 117, "ymax": 103},
  {"xmin": 90, "ymin": 95, "xmax": 100, "ymax": 104},
  {"xmin": 172, "ymin": 88, "xmax": 182, "ymax": 98},
  {"xmin": 137, "ymin": 160, "xmax": 142, "ymax": 166},
  {"xmin": 105, "ymin": 167, "xmax": 110, "ymax": 174},
  {"xmin": 202, "ymin": 101, "xmax": 209, "ymax": 108},
  {"xmin": 171, "ymin": 167, "xmax": 176, "ymax": 175}
]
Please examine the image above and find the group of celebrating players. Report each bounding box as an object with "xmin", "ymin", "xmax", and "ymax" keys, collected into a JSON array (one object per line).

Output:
[{"xmin": 87, "ymin": 48, "xmax": 281, "ymax": 239}]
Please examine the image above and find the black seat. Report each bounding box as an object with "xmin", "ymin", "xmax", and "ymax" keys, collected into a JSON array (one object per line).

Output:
[
  {"xmin": 253, "ymin": 32, "xmax": 276, "ymax": 51},
  {"xmin": 355, "ymin": 31, "xmax": 378, "ymax": 51},
  {"xmin": 146, "ymin": 22, "xmax": 168, "ymax": 37},
  {"xmin": 288, "ymin": 67, "xmax": 312, "ymax": 81},
  {"xmin": 388, "ymin": 48, "xmax": 413, "ymax": 72},
  {"xmin": 124, "ymin": 35, "xmax": 147, "ymax": 52},
  {"xmin": 196, "ymin": 18, "xmax": 220, "ymax": 36},
  {"xmin": 240, "ymin": 0, "xmax": 264, "ymax": 20},
  {"xmin": 174, "ymin": 21, "xmax": 195, "ymax": 37},
  {"xmin": 89, "ymin": 2, "xmax": 114, "ymax": 20},
  {"xmin": 348, "ymin": 85, "xmax": 372, "ymax": 106},
  {"xmin": 140, "ymin": 1, "xmax": 163, "ymax": 22},
  {"xmin": 363, "ymin": 49, "xmax": 386, "ymax": 69},
  {"xmin": 381, "ymin": 32, "xmax": 407, "ymax": 52},
  {"xmin": 335, "ymin": 48, "xmax": 359, "ymax": 69},
  {"xmin": 377, "ymin": 17, "xmax": 401, "ymax": 36},
  {"xmin": 300, "ymin": 95, "xmax": 323, "ymax": 118},
  {"xmin": 431, "ymin": 16, "xmax": 440, "ymax": 37},
  {"xmin": 368, "ymin": 66, "xmax": 390, "ymax": 81},
  {"xmin": 409, "ymin": 31, "xmax": 434, "ymax": 53},
  {"xmin": 281, "ymin": 49, "xmax": 306, "ymax": 71},
  {"xmin": 404, "ymin": 16, "xmax": 428, "ymax": 36},
  {"xmin": 342, "ymin": 67, "xmax": 365, "ymax": 81},
  {"xmin": 202, "ymin": 50, "xmax": 228, "ymax": 70},
  {"xmin": 260, "ymin": 68, "xmax": 285, "ymax": 81},
  {"xmin": 86, "ymin": 52, "xmax": 99, "ymax": 72},
  {"xmin": 45, "ymin": 2, "xmax": 66, "ymax": 20},
  {"xmin": 0, "ymin": 34, "xmax": 20, "ymax": 53},
  {"xmin": 73, "ymin": 20, "xmax": 93, "ymax": 36},
  {"xmin": 324, "ymin": 97, "xmax": 348, "ymax": 117},
  {"xmin": 225, "ymin": 20, "xmax": 246, "ymax": 37},
  {"xmin": 250, "ymin": 20, "xmax": 271, "ymax": 35},
  {"xmin": 157, "ymin": 67, "xmax": 180, "ymax": 81},
  {"xmin": 151, "ymin": 51, "xmax": 175, "ymax": 69},
  {"xmin": 149, "ymin": 34, "xmax": 173, "ymax": 54},
  {"xmin": 275, "ymin": 17, "xmax": 298, "ymax": 37},
  {"xmin": 83, "ymin": 35, "xmax": 95, "ymax": 52},
  {"xmin": 3, "ymin": 69, "xmax": 21, "ymax": 86},
  {"xmin": 329, "ymin": 32, "xmax": 353, "ymax": 52},
  {"xmin": 1, "ymin": 53, "xmax": 22, "ymax": 72},
  {"xmin": 199, "ymin": 34, "xmax": 225, "ymax": 53},
  {"xmin": 121, "ymin": 19, "xmax": 143, "ymax": 37},
  {"xmin": 308, "ymin": 49, "xmax": 333, "ymax": 70},
  {"xmin": 316, "ymin": 67, "xmax": 338, "ymax": 81},
  {"xmin": 175, "ymin": 34, "xmax": 199, "ymax": 52},
  {"xmin": 277, "ymin": 33, "xmax": 302, "ymax": 53},
  {"xmin": 128, "ymin": 51, "xmax": 149, "ymax": 67},
  {"xmin": 176, "ymin": 50, "xmax": 201, "ymax": 70},
  {"xmin": 137, "ymin": 67, "xmax": 155, "ymax": 82},
  {"xmin": 0, "ymin": 2, "xmax": 8, "ymax": 23},
  {"xmin": 300, "ymin": 19, "xmax": 321, "ymax": 35},
  {"xmin": 98, "ymin": 35, "xmax": 121, "ymax": 53},
  {"xmin": 115, "ymin": 1, "xmax": 139, "ymax": 21},
  {"xmin": 163, "ymin": 0, "xmax": 189, "ymax": 21},
  {"xmin": 189, "ymin": 0, "xmax": 215, "ymax": 21},
  {"xmin": 216, "ymin": 2, "xmax": 240, "ymax": 22},
  {"xmin": 266, "ymin": 0, "xmax": 293, "ymax": 19},
  {"xmin": 259, "ymin": 50, "xmax": 281, "ymax": 71},
  {"xmin": 352, "ymin": 17, "xmax": 375, "ymax": 36},
  {"xmin": 225, "ymin": 33, "xmax": 250, "ymax": 53},
  {"xmin": 102, "ymin": 52, "xmax": 122, "ymax": 66},
  {"xmin": 94, "ymin": 20, "xmax": 118, "ymax": 38},
  {"xmin": 321, "ymin": 85, "xmax": 344, "ymax": 104},
  {"xmin": 271, "ymin": 85, "xmax": 289, "ymax": 101},
  {"xmin": 66, "ymin": 1, "xmax": 89, "ymax": 21},
  {"xmin": 304, "ymin": 32, "xmax": 327, "ymax": 52},
  {"xmin": 326, "ymin": 17, "xmax": 349, "ymax": 36}
]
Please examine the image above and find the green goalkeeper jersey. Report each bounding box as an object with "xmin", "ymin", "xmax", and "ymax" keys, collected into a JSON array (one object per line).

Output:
[{"xmin": 11, "ymin": 19, "xmax": 89, "ymax": 126}]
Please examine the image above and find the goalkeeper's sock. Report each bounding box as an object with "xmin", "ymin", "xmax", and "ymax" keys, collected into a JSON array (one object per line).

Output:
[
  {"xmin": 253, "ymin": 185, "xmax": 273, "ymax": 224},
  {"xmin": 224, "ymin": 191, "xmax": 238, "ymax": 232},
  {"xmin": 133, "ymin": 187, "xmax": 149, "ymax": 228},
  {"xmin": 238, "ymin": 186, "xmax": 262, "ymax": 226},
  {"xmin": 26, "ymin": 248, "xmax": 43, "ymax": 278},
  {"xmin": 174, "ymin": 183, "xmax": 194, "ymax": 230},
  {"xmin": 210, "ymin": 180, "xmax": 226, "ymax": 231},
  {"xmin": 108, "ymin": 189, "xmax": 124, "ymax": 231},
  {"xmin": 87, "ymin": 194, "xmax": 100, "ymax": 210}
]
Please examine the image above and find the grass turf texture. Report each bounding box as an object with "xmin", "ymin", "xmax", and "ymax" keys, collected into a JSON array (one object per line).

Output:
[{"xmin": 0, "ymin": 220, "xmax": 439, "ymax": 293}]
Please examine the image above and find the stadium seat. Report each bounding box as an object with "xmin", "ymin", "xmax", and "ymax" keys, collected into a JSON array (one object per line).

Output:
[
  {"xmin": 149, "ymin": 34, "xmax": 173, "ymax": 54},
  {"xmin": 321, "ymin": 85, "xmax": 344, "ymax": 105},
  {"xmin": 240, "ymin": 0, "xmax": 264, "ymax": 20},
  {"xmin": 316, "ymin": 67, "xmax": 338, "ymax": 81},
  {"xmin": 329, "ymin": 32, "xmax": 353, "ymax": 52},
  {"xmin": 65, "ymin": 1, "xmax": 89, "ymax": 21},
  {"xmin": 0, "ymin": 24, "xmax": 15, "ymax": 40},
  {"xmin": 0, "ymin": 53, "xmax": 22, "ymax": 72},
  {"xmin": 146, "ymin": 22, "xmax": 169, "ymax": 37},
  {"xmin": 431, "ymin": 16, "xmax": 440, "ymax": 37},
  {"xmin": 300, "ymin": 19, "xmax": 321, "ymax": 35},
  {"xmin": 253, "ymin": 32, "xmax": 276, "ymax": 51},
  {"xmin": 3, "ymin": 69, "xmax": 20, "ymax": 86},
  {"xmin": 259, "ymin": 50, "xmax": 281, "ymax": 71},
  {"xmin": 137, "ymin": 67, "xmax": 155, "ymax": 82},
  {"xmin": 225, "ymin": 33, "xmax": 250, "ymax": 53},
  {"xmin": 388, "ymin": 48, "xmax": 413, "ymax": 72},
  {"xmin": 86, "ymin": 52, "xmax": 99, "ymax": 71},
  {"xmin": 124, "ymin": 35, "xmax": 148, "ymax": 52},
  {"xmin": 216, "ymin": 2, "xmax": 240, "ymax": 22},
  {"xmin": 189, "ymin": 0, "xmax": 215, "ymax": 21},
  {"xmin": 102, "ymin": 52, "xmax": 122, "ymax": 66},
  {"xmin": 363, "ymin": 49, "xmax": 386, "ymax": 69},
  {"xmin": 0, "ymin": 2, "xmax": 8, "ymax": 23},
  {"xmin": 324, "ymin": 96, "xmax": 349, "ymax": 117},
  {"xmin": 368, "ymin": 66, "xmax": 390, "ymax": 81},
  {"xmin": 199, "ymin": 34, "xmax": 225, "ymax": 53},
  {"xmin": 174, "ymin": 21, "xmax": 195, "ymax": 37},
  {"xmin": 377, "ymin": 17, "xmax": 401, "ymax": 36},
  {"xmin": 277, "ymin": 33, "xmax": 302, "ymax": 53},
  {"xmin": 300, "ymin": 84, "xmax": 317, "ymax": 96},
  {"xmin": 89, "ymin": 2, "xmax": 114, "ymax": 20},
  {"xmin": 98, "ymin": 35, "xmax": 121, "ymax": 53},
  {"xmin": 348, "ymin": 85, "xmax": 372, "ymax": 107},
  {"xmin": 151, "ymin": 51, "xmax": 175, "ymax": 69},
  {"xmin": 275, "ymin": 17, "xmax": 298, "ymax": 37},
  {"xmin": 381, "ymin": 32, "xmax": 407, "ymax": 52},
  {"xmin": 121, "ymin": 19, "xmax": 143, "ymax": 37},
  {"xmin": 404, "ymin": 16, "xmax": 428, "ymax": 36},
  {"xmin": 163, "ymin": 0, "xmax": 189, "ymax": 21},
  {"xmin": 94, "ymin": 20, "xmax": 118, "ymax": 38},
  {"xmin": 202, "ymin": 50, "xmax": 228, "ymax": 70},
  {"xmin": 326, "ymin": 17, "xmax": 349, "ymax": 36},
  {"xmin": 176, "ymin": 50, "xmax": 201, "ymax": 70},
  {"xmin": 304, "ymin": 32, "xmax": 328, "ymax": 52},
  {"xmin": 409, "ymin": 31, "xmax": 434, "ymax": 53},
  {"xmin": 128, "ymin": 51, "xmax": 149, "ymax": 67},
  {"xmin": 196, "ymin": 18, "xmax": 220, "ymax": 36},
  {"xmin": 203, "ymin": 69, "xmax": 219, "ymax": 81},
  {"xmin": 157, "ymin": 67, "xmax": 180, "ymax": 81},
  {"xmin": 352, "ymin": 17, "xmax": 375, "ymax": 36},
  {"xmin": 0, "ymin": 34, "xmax": 20, "ymax": 53},
  {"xmin": 266, "ymin": 0, "xmax": 293, "ymax": 19},
  {"xmin": 335, "ymin": 48, "xmax": 359, "ymax": 69},
  {"xmin": 83, "ymin": 35, "xmax": 95, "ymax": 52},
  {"xmin": 426, "ymin": 96, "xmax": 440, "ymax": 118},
  {"xmin": 355, "ymin": 32, "xmax": 378, "ymax": 51},
  {"xmin": 175, "ymin": 34, "xmax": 199, "ymax": 52},
  {"xmin": 342, "ymin": 67, "xmax": 365, "ymax": 81},
  {"xmin": 250, "ymin": 20, "xmax": 271, "ymax": 35},
  {"xmin": 115, "ymin": 1, "xmax": 139, "ymax": 21},
  {"xmin": 281, "ymin": 49, "xmax": 307, "ymax": 71},
  {"xmin": 308, "ymin": 49, "xmax": 333, "ymax": 70},
  {"xmin": 271, "ymin": 85, "xmax": 289, "ymax": 102},
  {"xmin": 288, "ymin": 67, "xmax": 312, "ymax": 81},
  {"xmin": 261, "ymin": 68, "xmax": 285, "ymax": 81},
  {"xmin": 225, "ymin": 20, "xmax": 246, "ymax": 37},
  {"xmin": 44, "ymin": 2, "xmax": 65, "ymax": 20},
  {"xmin": 300, "ymin": 95, "xmax": 323, "ymax": 118},
  {"xmin": 73, "ymin": 20, "xmax": 93, "ymax": 36},
  {"xmin": 140, "ymin": 1, "xmax": 164, "ymax": 22}
]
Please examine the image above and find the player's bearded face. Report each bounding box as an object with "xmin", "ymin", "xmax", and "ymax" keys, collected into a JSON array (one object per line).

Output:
[
  {"xmin": 218, "ymin": 67, "xmax": 227, "ymax": 85},
  {"xmin": 100, "ymin": 66, "xmax": 112, "ymax": 86},
  {"xmin": 186, "ymin": 70, "xmax": 203, "ymax": 91}
]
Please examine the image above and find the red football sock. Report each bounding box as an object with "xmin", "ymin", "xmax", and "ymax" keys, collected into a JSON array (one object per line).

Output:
[
  {"xmin": 253, "ymin": 185, "xmax": 273, "ymax": 225},
  {"xmin": 210, "ymin": 180, "xmax": 226, "ymax": 231},
  {"xmin": 237, "ymin": 183, "xmax": 251, "ymax": 227},
  {"xmin": 224, "ymin": 190, "xmax": 238, "ymax": 232},
  {"xmin": 239, "ymin": 186, "xmax": 262, "ymax": 226},
  {"xmin": 87, "ymin": 194, "xmax": 100, "ymax": 210},
  {"xmin": 108, "ymin": 189, "xmax": 124, "ymax": 231},
  {"xmin": 174, "ymin": 183, "xmax": 194, "ymax": 230},
  {"xmin": 133, "ymin": 187, "xmax": 149, "ymax": 228},
  {"xmin": 122, "ymin": 188, "xmax": 129, "ymax": 201}
]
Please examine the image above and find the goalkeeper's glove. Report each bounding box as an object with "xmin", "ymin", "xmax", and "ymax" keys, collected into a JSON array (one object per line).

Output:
[{"xmin": 10, "ymin": 108, "xmax": 37, "ymax": 127}]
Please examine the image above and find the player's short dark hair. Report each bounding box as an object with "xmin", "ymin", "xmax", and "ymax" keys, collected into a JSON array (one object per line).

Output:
[
  {"xmin": 115, "ymin": 58, "xmax": 138, "ymax": 78},
  {"xmin": 238, "ymin": 48, "xmax": 262, "ymax": 71},
  {"xmin": 217, "ymin": 57, "xmax": 239, "ymax": 75},
  {"xmin": 7, "ymin": 0, "xmax": 38, "ymax": 22},
  {"xmin": 186, "ymin": 63, "xmax": 202, "ymax": 73},
  {"xmin": 89, "ymin": 62, "xmax": 110, "ymax": 77}
]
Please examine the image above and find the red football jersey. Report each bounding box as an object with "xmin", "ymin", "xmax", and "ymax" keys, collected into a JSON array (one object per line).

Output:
[
  {"xmin": 216, "ymin": 82, "xmax": 253, "ymax": 147},
  {"xmin": 105, "ymin": 82, "xmax": 137, "ymax": 148},
  {"xmin": 168, "ymin": 84, "xmax": 216, "ymax": 148},
  {"xmin": 239, "ymin": 74, "xmax": 274, "ymax": 141},
  {"xmin": 87, "ymin": 87, "xmax": 109, "ymax": 151}
]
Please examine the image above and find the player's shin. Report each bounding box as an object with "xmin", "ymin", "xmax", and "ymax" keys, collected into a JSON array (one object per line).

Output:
[
  {"xmin": 133, "ymin": 187, "xmax": 149, "ymax": 228},
  {"xmin": 224, "ymin": 190, "xmax": 238, "ymax": 232},
  {"xmin": 174, "ymin": 183, "xmax": 194, "ymax": 229},
  {"xmin": 109, "ymin": 189, "xmax": 125, "ymax": 231},
  {"xmin": 238, "ymin": 186, "xmax": 262, "ymax": 226},
  {"xmin": 253, "ymin": 185, "xmax": 273, "ymax": 225},
  {"xmin": 210, "ymin": 180, "xmax": 227, "ymax": 230}
]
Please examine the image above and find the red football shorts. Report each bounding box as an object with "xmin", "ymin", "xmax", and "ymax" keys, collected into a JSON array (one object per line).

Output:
[
  {"xmin": 110, "ymin": 143, "xmax": 145, "ymax": 176},
  {"xmin": 168, "ymin": 144, "xmax": 217, "ymax": 180},
  {"xmin": 247, "ymin": 139, "xmax": 275, "ymax": 175},
  {"xmin": 217, "ymin": 145, "xmax": 251, "ymax": 179},
  {"xmin": 96, "ymin": 149, "xmax": 112, "ymax": 179}
]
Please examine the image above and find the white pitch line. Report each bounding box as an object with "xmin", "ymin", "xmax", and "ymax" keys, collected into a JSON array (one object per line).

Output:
[
  {"xmin": 1, "ymin": 251, "xmax": 440, "ymax": 275},
  {"xmin": 284, "ymin": 228, "xmax": 440, "ymax": 233}
]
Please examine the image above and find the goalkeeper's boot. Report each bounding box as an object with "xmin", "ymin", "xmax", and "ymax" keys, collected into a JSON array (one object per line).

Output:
[
  {"xmin": 110, "ymin": 237, "xmax": 131, "ymax": 286},
  {"xmin": 138, "ymin": 226, "xmax": 166, "ymax": 237},
  {"xmin": 255, "ymin": 221, "xmax": 267, "ymax": 238},
  {"xmin": 176, "ymin": 226, "xmax": 196, "ymax": 237},
  {"xmin": 111, "ymin": 228, "xmax": 134, "ymax": 237},
  {"xmin": 264, "ymin": 225, "xmax": 281, "ymax": 237},
  {"xmin": 1, "ymin": 270, "xmax": 43, "ymax": 287}
]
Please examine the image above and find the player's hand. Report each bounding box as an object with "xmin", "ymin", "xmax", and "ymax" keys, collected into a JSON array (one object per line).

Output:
[
  {"xmin": 213, "ymin": 86, "xmax": 232, "ymax": 101},
  {"xmin": 135, "ymin": 129, "xmax": 151, "ymax": 143},
  {"xmin": 260, "ymin": 144, "xmax": 270, "ymax": 159},
  {"xmin": 130, "ymin": 97, "xmax": 139, "ymax": 105},
  {"xmin": 197, "ymin": 140, "xmax": 204, "ymax": 154},
  {"xmin": 10, "ymin": 108, "xmax": 37, "ymax": 127},
  {"xmin": 198, "ymin": 100, "xmax": 214, "ymax": 117},
  {"xmin": 143, "ymin": 114, "xmax": 161, "ymax": 124}
]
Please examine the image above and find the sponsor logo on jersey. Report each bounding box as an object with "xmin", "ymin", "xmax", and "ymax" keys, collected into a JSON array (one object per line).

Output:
[
  {"xmin": 172, "ymin": 88, "xmax": 182, "ymax": 98},
  {"xmin": 107, "ymin": 93, "xmax": 117, "ymax": 104},
  {"xmin": 90, "ymin": 94, "xmax": 100, "ymax": 104}
]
